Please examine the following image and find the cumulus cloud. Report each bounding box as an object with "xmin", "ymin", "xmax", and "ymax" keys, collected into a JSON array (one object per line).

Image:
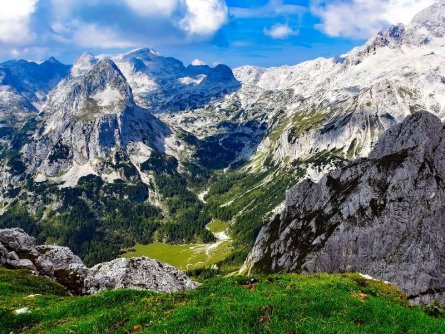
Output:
[
  {"xmin": 312, "ymin": 0, "xmax": 435, "ymax": 39},
  {"xmin": 0, "ymin": 0, "xmax": 230, "ymax": 59},
  {"xmin": 231, "ymin": 0, "xmax": 306, "ymax": 18},
  {"xmin": 71, "ymin": 24, "xmax": 138, "ymax": 49},
  {"xmin": 264, "ymin": 23, "xmax": 299, "ymax": 39},
  {"xmin": 192, "ymin": 58, "xmax": 206, "ymax": 65},
  {"xmin": 0, "ymin": 0, "xmax": 38, "ymax": 45},
  {"xmin": 126, "ymin": 0, "xmax": 179, "ymax": 17},
  {"xmin": 180, "ymin": 0, "xmax": 228, "ymax": 36}
]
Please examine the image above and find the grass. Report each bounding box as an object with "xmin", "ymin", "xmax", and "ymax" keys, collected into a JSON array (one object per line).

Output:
[
  {"xmin": 206, "ymin": 219, "xmax": 229, "ymax": 234},
  {"xmin": 1, "ymin": 268, "xmax": 444, "ymax": 334},
  {"xmin": 123, "ymin": 241, "xmax": 232, "ymax": 271},
  {"xmin": 123, "ymin": 220, "xmax": 232, "ymax": 271}
]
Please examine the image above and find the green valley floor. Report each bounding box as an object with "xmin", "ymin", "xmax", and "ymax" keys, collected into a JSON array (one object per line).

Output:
[
  {"xmin": 1, "ymin": 268, "xmax": 444, "ymax": 334},
  {"xmin": 123, "ymin": 220, "xmax": 232, "ymax": 271}
]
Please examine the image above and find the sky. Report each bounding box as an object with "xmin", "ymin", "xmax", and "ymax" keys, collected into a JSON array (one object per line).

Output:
[{"xmin": 0, "ymin": 0, "xmax": 437, "ymax": 68}]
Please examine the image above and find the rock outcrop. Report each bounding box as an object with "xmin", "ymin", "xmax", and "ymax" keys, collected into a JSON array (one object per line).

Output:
[
  {"xmin": 35, "ymin": 245, "xmax": 87, "ymax": 293},
  {"xmin": 0, "ymin": 228, "xmax": 197, "ymax": 295},
  {"xmin": 84, "ymin": 257, "xmax": 198, "ymax": 294},
  {"xmin": 243, "ymin": 111, "xmax": 445, "ymax": 306}
]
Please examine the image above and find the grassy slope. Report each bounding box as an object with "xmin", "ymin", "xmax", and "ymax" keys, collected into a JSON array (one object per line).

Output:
[
  {"xmin": 122, "ymin": 241, "xmax": 232, "ymax": 271},
  {"xmin": 1, "ymin": 268, "xmax": 444, "ymax": 334},
  {"xmin": 123, "ymin": 220, "xmax": 232, "ymax": 271}
]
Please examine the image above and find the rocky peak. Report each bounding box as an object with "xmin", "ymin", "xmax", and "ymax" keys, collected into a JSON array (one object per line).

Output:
[
  {"xmin": 118, "ymin": 48, "xmax": 187, "ymax": 80},
  {"xmin": 243, "ymin": 111, "xmax": 445, "ymax": 306},
  {"xmin": 71, "ymin": 52, "xmax": 98, "ymax": 77},
  {"xmin": 124, "ymin": 47, "xmax": 161, "ymax": 58},
  {"xmin": 22, "ymin": 56, "xmax": 170, "ymax": 179},
  {"xmin": 201, "ymin": 64, "xmax": 240, "ymax": 87},
  {"xmin": 44, "ymin": 57, "xmax": 62, "ymax": 65},
  {"xmin": 369, "ymin": 110, "xmax": 444, "ymax": 159},
  {"xmin": 410, "ymin": 1, "xmax": 445, "ymax": 38},
  {"xmin": 0, "ymin": 57, "xmax": 70, "ymax": 102},
  {"xmin": 83, "ymin": 59, "xmax": 133, "ymax": 107},
  {"xmin": 46, "ymin": 58, "xmax": 134, "ymax": 120}
]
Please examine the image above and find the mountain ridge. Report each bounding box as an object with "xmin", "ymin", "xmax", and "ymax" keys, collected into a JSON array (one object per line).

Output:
[
  {"xmin": 0, "ymin": 2, "xmax": 444, "ymax": 277},
  {"xmin": 243, "ymin": 111, "xmax": 445, "ymax": 306}
]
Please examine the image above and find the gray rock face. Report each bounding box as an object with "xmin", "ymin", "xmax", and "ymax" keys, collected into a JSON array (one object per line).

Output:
[
  {"xmin": 7, "ymin": 257, "xmax": 37, "ymax": 271},
  {"xmin": 0, "ymin": 242, "xmax": 7, "ymax": 265},
  {"xmin": 23, "ymin": 58, "xmax": 171, "ymax": 179},
  {"xmin": 0, "ymin": 228, "xmax": 198, "ymax": 295},
  {"xmin": 244, "ymin": 111, "xmax": 445, "ymax": 306},
  {"xmin": 35, "ymin": 245, "xmax": 87, "ymax": 293},
  {"xmin": 84, "ymin": 257, "xmax": 198, "ymax": 294},
  {"xmin": 0, "ymin": 228, "xmax": 38, "ymax": 259}
]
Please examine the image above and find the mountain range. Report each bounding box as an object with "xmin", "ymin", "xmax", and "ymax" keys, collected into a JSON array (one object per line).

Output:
[{"xmin": 0, "ymin": 1, "xmax": 444, "ymax": 294}]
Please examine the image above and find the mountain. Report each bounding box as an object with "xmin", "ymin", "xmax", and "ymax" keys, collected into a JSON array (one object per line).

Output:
[
  {"xmin": 0, "ymin": 2, "xmax": 445, "ymax": 272},
  {"xmin": 0, "ymin": 57, "xmax": 222, "ymax": 266},
  {"xmin": 71, "ymin": 48, "xmax": 241, "ymax": 112},
  {"xmin": 0, "ymin": 57, "xmax": 70, "ymax": 153},
  {"xmin": 185, "ymin": 1, "xmax": 445, "ymax": 256},
  {"xmin": 23, "ymin": 58, "xmax": 171, "ymax": 183},
  {"xmin": 242, "ymin": 111, "xmax": 445, "ymax": 306},
  {"xmin": 0, "ymin": 57, "xmax": 71, "ymax": 103}
]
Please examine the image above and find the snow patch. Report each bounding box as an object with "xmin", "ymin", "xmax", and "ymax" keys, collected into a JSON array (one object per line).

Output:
[
  {"xmin": 35, "ymin": 174, "xmax": 47, "ymax": 183},
  {"xmin": 178, "ymin": 75, "xmax": 206, "ymax": 85},
  {"xmin": 92, "ymin": 86, "xmax": 123, "ymax": 107},
  {"xmin": 60, "ymin": 162, "xmax": 97, "ymax": 188},
  {"xmin": 102, "ymin": 171, "xmax": 121, "ymax": 183},
  {"xmin": 14, "ymin": 307, "xmax": 31, "ymax": 315},
  {"xmin": 359, "ymin": 273, "xmax": 391, "ymax": 285}
]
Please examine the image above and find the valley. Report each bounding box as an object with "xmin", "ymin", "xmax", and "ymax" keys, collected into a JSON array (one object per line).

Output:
[
  {"xmin": 0, "ymin": 1, "xmax": 445, "ymax": 321},
  {"xmin": 123, "ymin": 219, "xmax": 232, "ymax": 271}
]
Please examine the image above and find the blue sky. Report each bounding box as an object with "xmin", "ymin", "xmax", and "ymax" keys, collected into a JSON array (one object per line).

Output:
[{"xmin": 0, "ymin": 0, "xmax": 436, "ymax": 68}]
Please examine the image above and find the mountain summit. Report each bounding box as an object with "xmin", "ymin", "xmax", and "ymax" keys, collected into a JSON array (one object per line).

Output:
[{"xmin": 22, "ymin": 58, "xmax": 170, "ymax": 182}]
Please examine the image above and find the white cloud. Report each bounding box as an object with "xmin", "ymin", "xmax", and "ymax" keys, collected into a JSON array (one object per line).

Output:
[
  {"xmin": 312, "ymin": 0, "xmax": 435, "ymax": 39},
  {"xmin": 180, "ymin": 0, "xmax": 228, "ymax": 36},
  {"xmin": 72, "ymin": 23, "xmax": 137, "ymax": 49},
  {"xmin": 231, "ymin": 0, "xmax": 306, "ymax": 18},
  {"xmin": 0, "ymin": 0, "xmax": 38, "ymax": 45},
  {"xmin": 192, "ymin": 58, "xmax": 206, "ymax": 65},
  {"xmin": 125, "ymin": 0, "xmax": 179, "ymax": 17},
  {"xmin": 264, "ymin": 23, "xmax": 299, "ymax": 39},
  {"xmin": 0, "ymin": 0, "xmax": 230, "ymax": 59}
]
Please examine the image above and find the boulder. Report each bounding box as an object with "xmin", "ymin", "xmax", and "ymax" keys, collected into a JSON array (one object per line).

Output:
[
  {"xmin": 0, "ymin": 228, "xmax": 38, "ymax": 259},
  {"xmin": 0, "ymin": 228, "xmax": 198, "ymax": 295},
  {"xmin": 0, "ymin": 242, "xmax": 7, "ymax": 265},
  {"xmin": 35, "ymin": 245, "xmax": 87, "ymax": 294},
  {"xmin": 84, "ymin": 257, "xmax": 198, "ymax": 294},
  {"xmin": 7, "ymin": 258, "xmax": 37, "ymax": 272}
]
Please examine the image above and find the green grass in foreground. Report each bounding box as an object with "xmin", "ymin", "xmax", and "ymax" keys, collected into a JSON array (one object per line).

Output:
[
  {"xmin": 123, "ymin": 220, "xmax": 232, "ymax": 271},
  {"xmin": 1, "ymin": 268, "xmax": 444, "ymax": 334}
]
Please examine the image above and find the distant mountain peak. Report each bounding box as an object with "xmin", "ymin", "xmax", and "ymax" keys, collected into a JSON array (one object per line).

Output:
[
  {"xmin": 411, "ymin": 2, "xmax": 445, "ymax": 27},
  {"xmin": 125, "ymin": 47, "xmax": 161, "ymax": 57},
  {"xmin": 72, "ymin": 52, "xmax": 98, "ymax": 77},
  {"xmin": 91, "ymin": 58, "xmax": 123, "ymax": 77},
  {"xmin": 45, "ymin": 56, "xmax": 60, "ymax": 64},
  {"xmin": 200, "ymin": 64, "xmax": 240, "ymax": 86}
]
